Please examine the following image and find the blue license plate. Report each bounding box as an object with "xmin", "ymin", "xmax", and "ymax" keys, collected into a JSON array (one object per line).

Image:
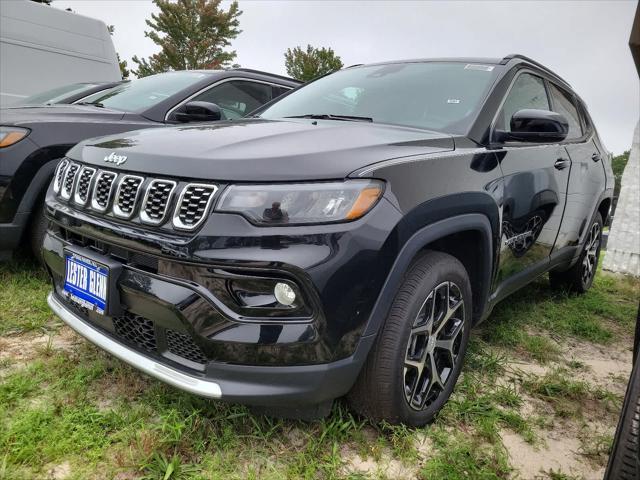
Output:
[{"xmin": 63, "ymin": 251, "xmax": 109, "ymax": 315}]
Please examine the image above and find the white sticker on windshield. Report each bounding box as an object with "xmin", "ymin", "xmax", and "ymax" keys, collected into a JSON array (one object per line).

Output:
[
  {"xmin": 447, "ymin": 99, "xmax": 461, "ymax": 104},
  {"xmin": 464, "ymin": 64, "xmax": 495, "ymax": 72}
]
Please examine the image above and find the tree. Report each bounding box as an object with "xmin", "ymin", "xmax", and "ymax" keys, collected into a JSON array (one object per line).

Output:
[
  {"xmin": 117, "ymin": 55, "xmax": 130, "ymax": 80},
  {"xmin": 284, "ymin": 45, "xmax": 343, "ymax": 82},
  {"xmin": 131, "ymin": 0, "xmax": 241, "ymax": 78},
  {"xmin": 107, "ymin": 25, "xmax": 130, "ymax": 80},
  {"xmin": 611, "ymin": 150, "xmax": 630, "ymax": 216}
]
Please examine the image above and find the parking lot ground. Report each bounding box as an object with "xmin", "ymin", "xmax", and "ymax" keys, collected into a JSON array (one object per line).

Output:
[{"xmin": 1, "ymin": 255, "xmax": 638, "ymax": 480}]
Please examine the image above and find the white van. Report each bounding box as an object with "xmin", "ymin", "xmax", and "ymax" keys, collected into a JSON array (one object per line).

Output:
[{"xmin": 0, "ymin": 0, "xmax": 121, "ymax": 107}]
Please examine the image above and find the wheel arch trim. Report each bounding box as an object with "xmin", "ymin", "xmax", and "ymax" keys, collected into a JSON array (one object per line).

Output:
[{"xmin": 362, "ymin": 213, "xmax": 493, "ymax": 338}]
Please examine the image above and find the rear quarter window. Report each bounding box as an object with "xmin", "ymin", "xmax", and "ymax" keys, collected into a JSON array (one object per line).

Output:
[{"xmin": 548, "ymin": 83, "xmax": 583, "ymax": 140}]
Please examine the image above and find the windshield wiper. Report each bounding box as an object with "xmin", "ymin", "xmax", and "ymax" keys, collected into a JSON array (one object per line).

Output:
[
  {"xmin": 76, "ymin": 101, "xmax": 104, "ymax": 108},
  {"xmin": 284, "ymin": 114, "xmax": 373, "ymax": 122}
]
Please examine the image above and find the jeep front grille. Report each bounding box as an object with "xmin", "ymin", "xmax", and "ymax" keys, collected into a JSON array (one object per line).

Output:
[
  {"xmin": 173, "ymin": 183, "xmax": 218, "ymax": 230},
  {"xmin": 53, "ymin": 159, "xmax": 69, "ymax": 194},
  {"xmin": 73, "ymin": 166, "xmax": 96, "ymax": 205},
  {"xmin": 60, "ymin": 162, "xmax": 79, "ymax": 200},
  {"xmin": 54, "ymin": 161, "xmax": 219, "ymax": 231},
  {"xmin": 140, "ymin": 180, "xmax": 176, "ymax": 225},
  {"xmin": 113, "ymin": 175, "xmax": 144, "ymax": 219},
  {"xmin": 91, "ymin": 171, "xmax": 117, "ymax": 212}
]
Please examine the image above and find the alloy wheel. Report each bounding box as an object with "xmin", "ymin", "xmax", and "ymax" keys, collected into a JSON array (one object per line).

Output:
[
  {"xmin": 581, "ymin": 222, "xmax": 601, "ymax": 285},
  {"xmin": 403, "ymin": 281, "xmax": 465, "ymax": 411}
]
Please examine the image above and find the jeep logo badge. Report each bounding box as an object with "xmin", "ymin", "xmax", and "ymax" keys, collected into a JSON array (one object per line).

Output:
[{"xmin": 103, "ymin": 152, "xmax": 127, "ymax": 166}]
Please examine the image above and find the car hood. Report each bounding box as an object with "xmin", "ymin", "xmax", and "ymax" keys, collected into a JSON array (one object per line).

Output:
[
  {"xmin": 70, "ymin": 118, "xmax": 455, "ymax": 181},
  {"xmin": 0, "ymin": 104, "xmax": 129, "ymax": 124}
]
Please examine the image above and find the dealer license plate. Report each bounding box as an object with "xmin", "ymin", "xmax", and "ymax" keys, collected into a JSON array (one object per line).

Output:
[{"xmin": 63, "ymin": 250, "xmax": 109, "ymax": 315}]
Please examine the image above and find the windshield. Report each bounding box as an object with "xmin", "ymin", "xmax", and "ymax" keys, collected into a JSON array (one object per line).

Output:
[
  {"xmin": 21, "ymin": 83, "xmax": 98, "ymax": 105},
  {"xmin": 260, "ymin": 62, "xmax": 499, "ymax": 134},
  {"xmin": 79, "ymin": 71, "xmax": 210, "ymax": 112}
]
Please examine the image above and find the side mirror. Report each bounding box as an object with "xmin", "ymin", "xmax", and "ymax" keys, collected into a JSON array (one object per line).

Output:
[
  {"xmin": 496, "ymin": 109, "xmax": 569, "ymax": 143},
  {"xmin": 173, "ymin": 101, "xmax": 222, "ymax": 123}
]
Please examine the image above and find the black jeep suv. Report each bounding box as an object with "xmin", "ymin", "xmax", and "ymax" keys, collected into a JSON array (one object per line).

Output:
[
  {"xmin": 42, "ymin": 55, "xmax": 613, "ymax": 425},
  {"xmin": 0, "ymin": 69, "xmax": 299, "ymax": 260}
]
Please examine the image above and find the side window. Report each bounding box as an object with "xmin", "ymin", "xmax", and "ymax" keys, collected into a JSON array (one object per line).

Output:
[
  {"xmin": 578, "ymin": 102, "xmax": 593, "ymax": 135},
  {"xmin": 548, "ymin": 83, "xmax": 583, "ymax": 139},
  {"xmin": 497, "ymin": 73, "xmax": 550, "ymax": 132},
  {"xmin": 193, "ymin": 80, "xmax": 273, "ymax": 120},
  {"xmin": 272, "ymin": 86, "xmax": 292, "ymax": 98}
]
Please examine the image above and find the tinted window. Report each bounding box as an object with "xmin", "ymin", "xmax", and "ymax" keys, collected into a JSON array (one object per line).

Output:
[
  {"xmin": 21, "ymin": 83, "xmax": 98, "ymax": 105},
  {"xmin": 81, "ymin": 71, "xmax": 210, "ymax": 112},
  {"xmin": 578, "ymin": 102, "xmax": 592, "ymax": 133},
  {"xmin": 272, "ymin": 86, "xmax": 292, "ymax": 98},
  {"xmin": 194, "ymin": 80, "xmax": 273, "ymax": 120},
  {"xmin": 260, "ymin": 62, "xmax": 499, "ymax": 134},
  {"xmin": 548, "ymin": 83, "xmax": 582, "ymax": 139},
  {"xmin": 497, "ymin": 73, "xmax": 549, "ymax": 132}
]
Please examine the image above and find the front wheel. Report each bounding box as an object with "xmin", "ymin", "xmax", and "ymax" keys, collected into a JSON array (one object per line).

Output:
[
  {"xmin": 550, "ymin": 212, "xmax": 603, "ymax": 293},
  {"xmin": 348, "ymin": 250, "xmax": 472, "ymax": 426}
]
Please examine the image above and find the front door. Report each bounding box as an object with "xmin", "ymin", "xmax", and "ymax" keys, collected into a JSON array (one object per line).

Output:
[{"xmin": 492, "ymin": 72, "xmax": 570, "ymax": 292}]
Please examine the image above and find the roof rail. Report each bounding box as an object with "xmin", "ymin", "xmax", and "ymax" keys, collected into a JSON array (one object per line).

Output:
[
  {"xmin": 228, "ymin": 67, "xmax": 301, "ymax": 83},
  {"xmin": 500, "ymin": 54, "xmax": 571, "ymax": 87}
]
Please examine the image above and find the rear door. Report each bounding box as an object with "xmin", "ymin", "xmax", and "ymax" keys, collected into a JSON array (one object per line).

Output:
[
  {"xmin": 547, "ymin": 82, "xmax": 606, "ymax": 253},
  {"xmin": 492, "ymin": 72, "xmax": 570, "ymax": 292}
]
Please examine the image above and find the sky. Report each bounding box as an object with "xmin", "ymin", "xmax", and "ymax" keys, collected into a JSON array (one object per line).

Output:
[{"xmin": 53, "ymin": 0, "xmax": 639, "ymax": 155}]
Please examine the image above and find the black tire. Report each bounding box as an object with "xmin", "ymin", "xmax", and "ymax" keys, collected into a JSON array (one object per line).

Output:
[
  {"xmin": 348, "ymin": 250, "xmax": 472, "ymax": 426},
  {"xmin": 604, "ymin": 340, "xmax": 640, "ymax": 479},
  {"xmin": 549, "ymin": 212, "xmax": 603, "ymax": 293},
  {"xmin": 29, "ymin": 198, "xmax": 48, "ymax": 265}
]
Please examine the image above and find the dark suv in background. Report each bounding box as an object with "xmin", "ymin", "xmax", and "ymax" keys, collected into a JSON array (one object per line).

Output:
[
  {"xmin": 42, "ymin": 55, "xmax": 613, "ymax": 424},
  {"xmin": 15, "ymin": 81, "xmax": 128, "ymax": 107},
  {"xmin": 0, "ymin": 69, "xmax": 300, "ymax": 260}
]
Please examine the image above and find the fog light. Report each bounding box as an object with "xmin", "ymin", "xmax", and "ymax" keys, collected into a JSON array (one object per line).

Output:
[{"xmin": 274, "ymin": 282, "xmax": 296, "ymax": 306}]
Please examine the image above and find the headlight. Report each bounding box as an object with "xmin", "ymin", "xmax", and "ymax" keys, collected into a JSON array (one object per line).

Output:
[
  {"xmin": 216, "ymin": 179, "xmax": 384, "ymax": 225},
  {"xmin": 0, "ymin": 127, "xmax": 30, "ymax": 148}
]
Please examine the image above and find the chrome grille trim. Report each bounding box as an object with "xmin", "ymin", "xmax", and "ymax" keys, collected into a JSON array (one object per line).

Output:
[
  {"xmin": 172, "ymin": 183, "xmax": 218, "ymax": 231},
  {"xmin": 140, "ymin": 179, "xmax": 177, "ymax": 225},
  {"xmin": 73, "ymin": 166, "xmax": 96, "ymax": 206},
  {"xmin": 60, "ymin": 162, "xmax": 79, "ymax": 200},
  {"xmin": 53, "ymin": 159, "xmax": 69, "ymax": 194},
  {"xmin": 55, "ymin": 161, "xmax": 219, "ymax": 231},
  {"xmin": 90, "ymin": 170, "xmax": 118, "ymax": 212},
  {"xmin": 113, "ymin": 175, "xmax": 144, "ymax": 219}
]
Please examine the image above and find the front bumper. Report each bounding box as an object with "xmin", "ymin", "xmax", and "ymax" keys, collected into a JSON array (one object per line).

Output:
[
  {"xmin": 48, "ymin": 290, "xmax": 373, "ymax": 405},
  {"xmin": 0, "ymin": 216, "xmax": 27, "ymax": 253},
  {"xmin": 42, "ymin": 177, "xmax": 401, "ymax": 405},
  {"xmin": 49, "ymin": 292, "xmax": 222, "ymax": 398}
]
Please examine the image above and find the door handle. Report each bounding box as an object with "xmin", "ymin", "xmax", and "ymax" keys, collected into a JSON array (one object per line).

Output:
[
  {"xmin": 592, "ymin": 153, "xmax": 601, "ymax": 162},
  {"xmin": 554, "ymin": 158, "xmax": 570, "ymax": 170}
]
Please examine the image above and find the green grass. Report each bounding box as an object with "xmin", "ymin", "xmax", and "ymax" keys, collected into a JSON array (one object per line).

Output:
[
  {"xmin": 579, "ymin": 431, "xmax": 614, "ymax": 466},
  {"xmin": 420, "ymin": 428, "xmax": 512, "ymax": 479},
  {"xmin": 0, "ymin": 259, "xmax": 638, "ymax": 479},
  {"xmin": 480, "ymin": 268, "xmax": 638, "ymax": 356},
  {"xmin": 544, "ymin": 471, "xmax": 582, "ymax": 480},
  {"xmin": 520, "ymin": 367, "xmax": 622, "ymax": 419},
  {"xmin": 0, "ymin": 258, "xmax": 53, "ymax": 335}
]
